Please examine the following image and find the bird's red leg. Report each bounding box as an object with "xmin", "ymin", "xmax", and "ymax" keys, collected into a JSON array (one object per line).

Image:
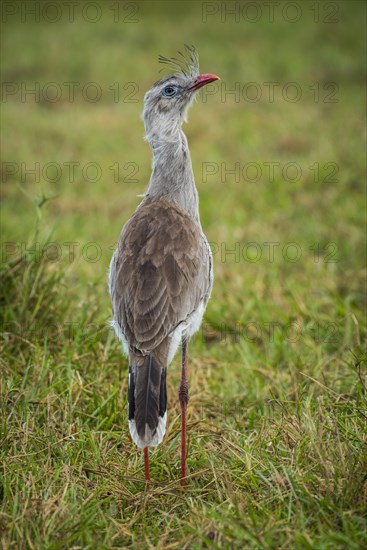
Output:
[
  {"xmin": 179, "ymin": 339, "xmax": 189, "ymax": 486},
  {"xmin": 144, "ymin": 447, "xmax": 150, "ymax": 486}
]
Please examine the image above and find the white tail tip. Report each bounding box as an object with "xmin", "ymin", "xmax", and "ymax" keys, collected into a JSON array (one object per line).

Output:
[{"xmin": 129, "ymin": 412, "xmax": 167, "ymax": 449}]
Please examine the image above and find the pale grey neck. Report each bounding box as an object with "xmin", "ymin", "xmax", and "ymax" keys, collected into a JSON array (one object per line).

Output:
[{"xmin": 144, "ymin": 126, "xmax": 200, "ymax": 222}]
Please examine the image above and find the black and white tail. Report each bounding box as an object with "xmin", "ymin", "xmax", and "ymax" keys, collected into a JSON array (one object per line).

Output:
[{"xmin": 128, "ymin": 354, "xmax": 167, "ymax": 448}]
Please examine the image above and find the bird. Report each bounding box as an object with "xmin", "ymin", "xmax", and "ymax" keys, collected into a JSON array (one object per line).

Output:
[{"xmin": 109, "ymin": 45, "xmax": 219, "ymax": 486}]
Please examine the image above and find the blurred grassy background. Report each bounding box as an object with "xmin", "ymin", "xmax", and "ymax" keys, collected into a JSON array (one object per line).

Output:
[{"xmin": 1, "ymin": 1, "xmax": 366, "ymax": 548}]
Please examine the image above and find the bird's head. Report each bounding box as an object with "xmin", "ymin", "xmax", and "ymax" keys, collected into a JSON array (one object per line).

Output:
[{"xmin": 142, "ymin": 45, "xmax": 219, "ymax": 141}]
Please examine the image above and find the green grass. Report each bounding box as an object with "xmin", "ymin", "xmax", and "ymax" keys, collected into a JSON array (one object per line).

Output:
[{"xmin": 1, "ymin": 1, "xmax": 366, "ymax": 548}]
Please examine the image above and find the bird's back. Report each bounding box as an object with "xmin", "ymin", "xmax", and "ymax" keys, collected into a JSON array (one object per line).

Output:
[
  {"xmin": 109, "ymin": 197, "xmax": 212, "ymax": 447},
  {"xmin": 109, "ymin": 196, "xmax": 212, "ymax": 361}
]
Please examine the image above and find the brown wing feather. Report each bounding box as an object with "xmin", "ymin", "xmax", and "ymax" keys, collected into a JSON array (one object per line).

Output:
[{"xmin": 110, "ymin": 198, "xmax": 210, "ymax": 354}]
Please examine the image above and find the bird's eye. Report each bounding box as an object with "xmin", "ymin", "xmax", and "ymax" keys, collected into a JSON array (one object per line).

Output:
[{"xmin": 162, "ymin": 85, "xmax": 177, "ymax": 97}]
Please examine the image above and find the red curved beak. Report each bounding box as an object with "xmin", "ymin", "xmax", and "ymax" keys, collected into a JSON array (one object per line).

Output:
[{"xmin": 189, "ymin": 73, "xmax": 220, "ymax": 91}]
